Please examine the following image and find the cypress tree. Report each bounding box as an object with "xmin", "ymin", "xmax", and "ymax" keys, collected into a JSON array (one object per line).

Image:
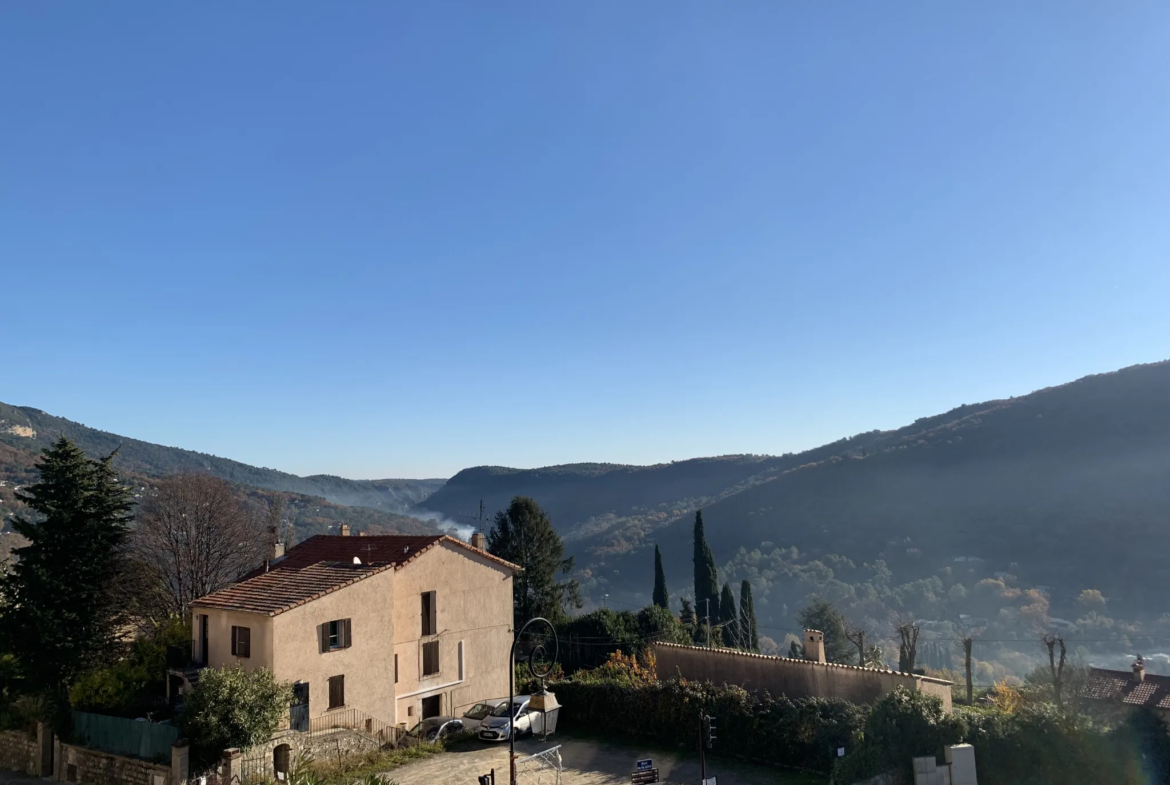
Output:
[
  {"xmin": 652, "ymin": 545, "xmax": 669, "ymax": 609},
  {"xmin": 0, "ymin": 438, "xmax": 134, "ymax": 692},
  {"xmin": 680, "ymin": 598, "xmax": 695, "ymax": 627},
  {"xmin": 692, "ymin": 510, "xmax": 718, "ymax": 623},
  {"xmin": 719, "ymin": 582, "xmax": 737, "ymax": 646},
  {"xmin": 487, "ymin": 496, "xmax": 581, "ymax": 628},
  {"xmin": 739, "ymin": 580, "xmax": 759, "ymax": 651}
]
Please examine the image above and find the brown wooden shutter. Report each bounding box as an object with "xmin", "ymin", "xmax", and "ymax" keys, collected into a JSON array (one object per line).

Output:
[
  {"xmin": 394, "ymin": 653, "xmax": 399, "ymax": 684},
  {"xmin": 239, "ymin": 626, "xmax": 251, "ymax": 658},
  {"xmin": 318, "ymin": 623, "xmax": 328, "ymax": 654},
  {"xmin": 327, "ymin": 675, "xmax": 345, "ymax": 709},
  {"xmin": 230, "ymin": 626, "xmax": 237, "ymax": 656},
  {"xmin": 341, "ymin": 618, "xmax": 352, "ymax": 649}
]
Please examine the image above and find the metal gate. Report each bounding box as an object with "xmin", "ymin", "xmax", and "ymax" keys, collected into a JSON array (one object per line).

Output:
[
  {"xmin": 290, "ymin": 682, "xmax": 309, "ymax": 732},
  {"xmin": 516, "ymin": 745, "xmax": 562, "ymax": 785}
]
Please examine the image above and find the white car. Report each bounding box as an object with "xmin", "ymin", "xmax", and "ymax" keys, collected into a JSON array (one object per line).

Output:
[
  {"xmin": 477, "ymin": 696, "xmax": 545, "ymax": 742},
  {"xmin": 461, "ymin": 698, "xmax": 508, "ymax": 732}
]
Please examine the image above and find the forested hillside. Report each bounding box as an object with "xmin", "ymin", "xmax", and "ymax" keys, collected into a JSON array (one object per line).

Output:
[{"xmin": 0, "ymin": 402, "xmax": 445, "ymax": 512}]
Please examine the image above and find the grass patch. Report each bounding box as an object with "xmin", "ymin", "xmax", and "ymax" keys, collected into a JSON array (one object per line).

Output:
[{"xmin": 305, "ymin": 737, "xmax": 466, "ymax": 784}]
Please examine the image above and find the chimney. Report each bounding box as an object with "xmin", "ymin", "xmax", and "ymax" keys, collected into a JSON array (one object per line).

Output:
[
  {"xmin": 268, "ymin": 541, "xmax": 285, "ymax": 561},
  {"xmin": 471, "ymin": 532, "xmax": 486, "ymax": 551},
  {"xmin": 804, "ymin": 629, "xmax": 826, "ymax": 664},
  {"xmin": 1133, "ymin": 655, "xmax": 1146, "ymax": 683},
  {"xmin": 339, "ymin": 524, "xmax": 351, "ymax": 537}
]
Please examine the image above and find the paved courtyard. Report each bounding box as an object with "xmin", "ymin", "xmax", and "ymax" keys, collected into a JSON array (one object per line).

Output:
[{"xmin": 384, "ymin": 736, "xmax": 825, "ymax": 785}]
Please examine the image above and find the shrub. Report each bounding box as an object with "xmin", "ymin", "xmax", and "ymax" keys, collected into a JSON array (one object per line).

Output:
[
  {"xmin": 179, "ymin": 666, "xmax": 292, "ymax": 769},
  {"xmin": 549, "ymin": 676, "xmax": 864, "ymax": 774},
  {"xmin": 855, "ymin": 688, "xmax": 966, "ymax": 781},
  {"xmin": 69, "ymin": 617, "xmax": 190, "ymax": 715}
]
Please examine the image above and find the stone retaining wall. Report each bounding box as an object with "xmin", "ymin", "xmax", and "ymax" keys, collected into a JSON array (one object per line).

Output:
[
  {"xmin": 0, "ymin": 729, "xmax": 38, "ymax": 776},
  {"xmin": 56, "ymin": 742, "xmax": 172, "ymax": 785}
]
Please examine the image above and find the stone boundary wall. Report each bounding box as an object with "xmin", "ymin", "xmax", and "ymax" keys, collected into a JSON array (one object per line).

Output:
[
  {"xmin": 654, "ymin": 642, "xmax": 954, "ymax": 711},
  {"xmin": 0, "ymin": 729, "xmax": 38, "ymax": 776},
  {"xmin": 236, "ymin": 727, "xmax": 385, "ymax": 780},
  {"xmin": 55, "ymin": 741, "xmax": 172, "ymax": 785}
]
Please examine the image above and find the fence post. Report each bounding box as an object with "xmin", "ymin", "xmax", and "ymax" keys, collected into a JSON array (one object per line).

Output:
[
  {"xmin": 221, "ymin": 748, "xmax": 241, "ymax": 784},
  {"xmin": 36, "ymin": 721, "xmax": 53, "ymax": 777},
  {"xmin": 171, "ymin": 740, "xmax": 190, "ymax": 785}
]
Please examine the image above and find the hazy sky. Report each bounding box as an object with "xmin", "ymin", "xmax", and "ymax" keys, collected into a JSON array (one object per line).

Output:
[{"xmin": 2, "ymin": 2, "xmax": 1168, "ymax": 479}]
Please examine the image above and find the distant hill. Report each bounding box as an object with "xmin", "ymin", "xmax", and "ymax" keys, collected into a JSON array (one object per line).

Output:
[
  {"xmin": 0, "ymin": 401, "xmax": 445, "ymax": 512},
  {"xmin": 421, "ymin": 362, "xmax": 1170, "ymax": 621}
]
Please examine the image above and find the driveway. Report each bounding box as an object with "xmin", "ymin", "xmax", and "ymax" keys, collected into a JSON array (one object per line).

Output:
[{"xmin": 383, "ymin": 736, "xmax": 825, "ymax": 785}]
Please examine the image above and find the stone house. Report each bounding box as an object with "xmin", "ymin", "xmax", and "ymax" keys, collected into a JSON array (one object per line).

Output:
[
  {"xmin": 1080, "ymin": 656, "xmax": 1170, "ymax": 720},
  {"xmin": 181, "ymin": 530, "xmax": 518, "ymax": 729}
]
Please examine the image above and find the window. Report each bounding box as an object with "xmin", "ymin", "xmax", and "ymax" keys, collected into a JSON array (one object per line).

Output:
[
  {"xmin": 319, "ymin": 619, "xmax": 352, "ymax": 652},
  {"xmin": 231, "ymin": 626, "xmax": 251, "ymax": 658},
  {"xmin": 394, "ymin": 653, "xmax": 399, "ymax": 684},
  {"xmin": 422, "ymin": 641, "xmax": 440, "ymax": 676},
  {"xmin": 421, "ymin": 592, "xmax": 437, "ymax": 636},
  {"xmin": 327, "ymin": 675, "xmax": 345, "ymax": 709}
]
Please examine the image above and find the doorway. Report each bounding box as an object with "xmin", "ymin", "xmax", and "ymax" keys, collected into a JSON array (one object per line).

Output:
[{"xmin": 420, "ymin": 695, "xmax": 441, "ymax": 719}]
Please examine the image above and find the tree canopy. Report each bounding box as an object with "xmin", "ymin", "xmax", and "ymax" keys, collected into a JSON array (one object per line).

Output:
[
  {"xmin": 487, "ymin": 496, "xmax": 581, "ymax": 627},
  {"xmin": 796, "ymin": 598, "xmax": 854, "ymax": 664},
  {"xmin": 0, "ymin": 438, "xmax": 134, "ymax": 692}
]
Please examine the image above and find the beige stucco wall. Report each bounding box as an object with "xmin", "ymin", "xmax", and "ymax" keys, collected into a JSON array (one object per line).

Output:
[
  {"xmin": 190, "ymin": 542, "xmax": 514, "ymax": 729},
  {"xmin": 391, "ymin": 542, "xmax": 513, "ymax": 725},
  {"xmin": 654, "ymin": 643, "xmax": 953, "ymax": 712},
  {"xmin": 192, "ymin": 609, "xmax": 274, "ymax": 673},
  {"xmin": 271, "ymin": 569, "xmax": 398, "ymax": 725}
]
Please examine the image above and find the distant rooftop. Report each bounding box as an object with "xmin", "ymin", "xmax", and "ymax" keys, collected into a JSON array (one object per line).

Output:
[{"xmin": 1081, "ymin": 667, "xmax": 1170, "ymax": 710}]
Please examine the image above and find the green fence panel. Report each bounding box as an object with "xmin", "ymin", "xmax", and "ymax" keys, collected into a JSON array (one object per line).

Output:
[{"xmin": 72, "ymin": 711, "xmax": 179, "ymax": 762}]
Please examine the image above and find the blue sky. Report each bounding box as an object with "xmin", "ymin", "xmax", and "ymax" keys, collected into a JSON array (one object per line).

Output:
[{"xmin": 2, "ymin": 2, "xmax": 1168, "ymax": 479}]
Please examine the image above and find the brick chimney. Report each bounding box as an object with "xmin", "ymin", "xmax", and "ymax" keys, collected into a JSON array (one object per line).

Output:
[
  {"xmin": 339, "ymin": 524, "xmax": 351, "ymax": 537},
  {"xmin": 471, "ymin": 532, "xmax": 486, "ymax": 551},
  {"xmin": 1133, "ymin": 655, "xmax": 1146, "ymax": 683},
  {"xmin": 804, "ymin": 629, "xmax": 826, "ymax": 664}
]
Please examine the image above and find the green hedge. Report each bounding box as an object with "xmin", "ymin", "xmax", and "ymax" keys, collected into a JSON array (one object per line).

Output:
[{"xmin": 550, "ymin": 677, "xmax": 865, "ymax": 774}]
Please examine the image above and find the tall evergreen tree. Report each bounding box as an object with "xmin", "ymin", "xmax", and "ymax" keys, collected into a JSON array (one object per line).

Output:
[
  {"xmin": 652, "ymin": 545, "xmax": 669, "ymax": 609},
  {"xmin": 719, "ymin": 582, "xmax": 737, "ymax": 646},
  {"xmin": 487, "ymin": 496, "xmax": 581, "ymax": 628},
  {"xmin": 739, "ymin": 580, "xmax": 759, "ymax": 651},
  {"xmin": 692, "ymin": 510, "xmax": 719, "ymax": 624},
  {"xmin": 0, "ymin": 438, "xmax": 134, "ymax": 692}
]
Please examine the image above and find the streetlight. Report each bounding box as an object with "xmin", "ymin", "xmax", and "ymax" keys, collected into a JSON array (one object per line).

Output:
[{"xmin": 508, "ymin": 617, "xmax": 559, "ymax": 785}]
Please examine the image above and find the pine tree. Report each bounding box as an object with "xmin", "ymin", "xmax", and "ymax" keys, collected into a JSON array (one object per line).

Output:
[
  {"xmin": 652, "ymin": 545, "xmax": 669, "ymax": 609},
  {"xmin": 692, "ymin": 510, "xmax": 719, "ymax": 624},
  {"xmin": 739, "ymin": 580, "xmax": 759, "ymax": 651},
  {"xmin": 487, "ymin": 496, "xmax": 581, "ymax": 628},
  {"xmin": 0, "ymin": 438, "xmax": 134, "ymax": 692},
  {"xmin": 719, "ymin": 582, "xmax": 737, "ymax": 646}
]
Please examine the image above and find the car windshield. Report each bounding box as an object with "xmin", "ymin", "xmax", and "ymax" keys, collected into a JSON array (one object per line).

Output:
[
  {"xmin": 490, "ymin": 702, "xmax": 524, "ymax": 718},
  {"xmin": 464, "ymin": 703, "xmax": 493, "ymax": 720}
]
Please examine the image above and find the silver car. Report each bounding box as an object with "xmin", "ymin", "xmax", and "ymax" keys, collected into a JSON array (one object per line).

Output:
[
  {"xmin": 477, "ymin": 696, "xmax": 545, "ymax": 742},
  {"xmin": 461, "ymin": 698, "xmax": 508, "ymax": 732}
]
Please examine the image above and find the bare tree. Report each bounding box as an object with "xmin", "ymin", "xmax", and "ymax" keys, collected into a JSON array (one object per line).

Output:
[
  {"xmin": 845, "ymin": 621, "xmax": 869, "ymax": 666},
  {"xmin": 962, "ymin": 636, "xmax": 974, "ymax": 704},
  {"xmin": 1041, "ymin": 632, "xmax": 1068, "ymax": 707},
  {"xmin": 895, "ymin": 613, "xmax": 921, "ymax": 672},
  {"xmin": 133, "ymin": 473, "xmax": 266, "ymax": 620},
  {"xmin": 261, "ymin": 494, "xmax": 295, "ymax": 550}
]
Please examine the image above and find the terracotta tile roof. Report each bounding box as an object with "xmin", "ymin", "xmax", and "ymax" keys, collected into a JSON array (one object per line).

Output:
[
  {"xmin": 192, "ymin": 563, "xmax": 394, "ymax": 615},
  {"xmin": 1081, "ymin": 668, "xmax": 1170, "ymax": 709},
  {"xmin": 194, "ymin": 534, "xmax": 520, "ymax": 616}
]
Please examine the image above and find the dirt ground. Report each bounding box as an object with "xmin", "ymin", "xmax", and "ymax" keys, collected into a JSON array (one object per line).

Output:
[{"xmin": 383, "ymin": 735, "xmax": 826, "ymax": 785}]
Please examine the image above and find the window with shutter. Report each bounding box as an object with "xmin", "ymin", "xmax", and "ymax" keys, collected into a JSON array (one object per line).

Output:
[
  {"xmin": 394, "ymin": 654, "xmax": 399, "ymax": 684},
  {"xmin": 327, "ymin": 675, "xmax": 345, "ymax": 709},
  {"xmin": 321, "ymin": 619, "xmax": 352, "ymax": 652},
  {"xmin": 422, "ymin": 640, "xmax": 440, "ymax": 676},
  {"xmin": 231, "ymin": 626, "xmax": 251, "ymax": 658},
  {"xmin": 421, "ymin": 592, "xmax": 437, "ymax": 636}
]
